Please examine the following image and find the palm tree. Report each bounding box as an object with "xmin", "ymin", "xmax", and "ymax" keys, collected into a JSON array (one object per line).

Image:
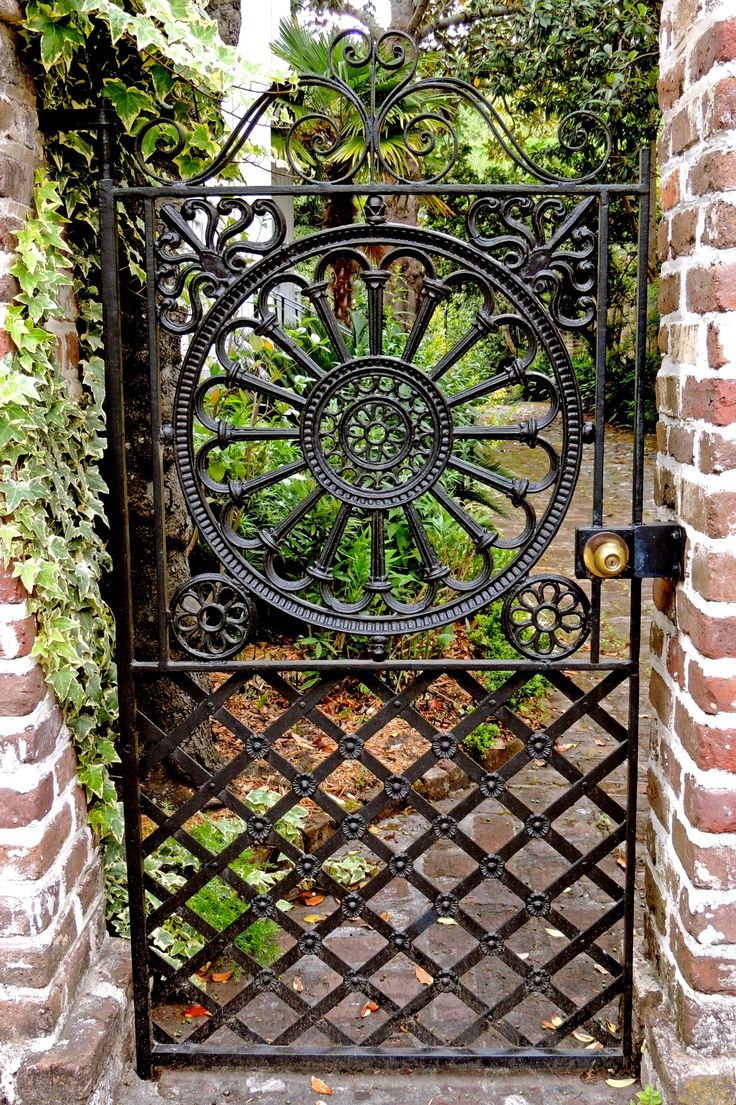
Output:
[{"xmin": 271, "ymin": 20, "xmax": 454, "ymax": 321}]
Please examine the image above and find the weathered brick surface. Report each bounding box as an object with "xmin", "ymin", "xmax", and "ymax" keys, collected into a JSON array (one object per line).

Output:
[
  {"xmin": 0, "ymin": 13, "xmax": 132, "ymax": 1099},
  {"xmin": 647, "ymin": 0, "xmax": 736, "ymax": 1081}
]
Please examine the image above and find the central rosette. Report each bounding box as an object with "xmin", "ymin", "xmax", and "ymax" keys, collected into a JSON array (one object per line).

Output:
[{"xmin": 301, "ymin": 358, "xmax": 454, "ymax": 508}]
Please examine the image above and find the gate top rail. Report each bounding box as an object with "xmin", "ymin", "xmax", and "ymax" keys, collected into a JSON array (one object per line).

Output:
[{"xmin": 125, "ymin": 27, "xmax": 614, "ymax": 189}]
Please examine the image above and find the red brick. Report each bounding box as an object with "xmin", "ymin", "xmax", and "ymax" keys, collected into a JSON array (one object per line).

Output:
[
  {"xmin": 645, "ymin": 865, "xmax": 667, "ymax": 936},
  {"xmin": 653, "ymin": 577, "xmax": 677, "ymax": 619},
  {"xmin": 0, "ymin": 907, "xmax": 77, "ymax": 988},
  {"xmin": 678, "ymin": 590, "xmax": 736, "ymax": 659},
  {"xmin": 659, "ymin": 270, "xmax": 681, "ymax": 315},
  {"xmin": 682, "ymin": 376, "xmax": 736, "ymax": 424},
  {"xmin": 661, "ymin": 171, "xmax": 680, "ymax": 212},
  {"xmin": 654, "ymin": 465, "xmax": 677, "ymax": 511},
  {"xmin": 656, "ymin": 372, "xmax": 680, "ymax": 416},
  {"xmin": 681, "ymin": 480, "xmax": 736, "ymax": 539},
  {"xmin": 651, "ymin": 668, "xmax": 675, "ymax": 727},
  {"xmin": 670, "ymin": 207, "xmax": 698, "ymax": 255},
  {"xmin": 687, "ymin": 263, "xmax": 736, "ymax": 313},
  {"xmin": 676, "ymin": 698, "xmax": 736, "ymax": 772},
  {"xmin": 0, "ymin": 329, "xmax": 14, "ymax": 356},
  {"xmin": 658, "ymin": 322, "xmax": 671, "ymax": 355},
  {"xmin": 0, "ymin": 273, "xmax": 19, "ymax": 303},
  {"xmin": 671, "ymin": 105, "xmax": 698, "ymax": 155},
  {"xmin": 660, "ymin": 731, "xmax": 683, "ymax": 796},
  {"xmin": 705, "ymin": 77, "xmax": 736, "ymax": 136},
  {"xmin": 667, "ymin": 635, "xmax": 687, "ymax": 689},
  {"xmin": 672, "ymin": 921, "xmax": 736, "ymax": 994},
  {"xmin": 0, "ymin": 986, "xmax": 65, "ymax": 1042},
  {"xmin": 689, "ymin": 656, "xmax": 736, "ymax": 714},
  {"xmin": 0, "ymin": 703, "xmax": 62, "ymax": 765},
  {"xmin": 669, "ymin": 425, "xmax": 695, "ymax": 463},
  {"xmin": 680, "ymin": 889, "xmax": 736, "ymax": 945},
  {"xmin": 689, "ymin": 150, "xmax": 736, "ymax": 195},
  {"xmin": 685, "ymin": 774, "xmax": 736, "ymax": 832},
  {"xmin": 0, "ymin": 613, "xmax": 34, "ymax": 659},
  {"xmin": 650, "ymin": 618, "xmax": 666, "ymax": 661},
  {"xmin": 0, "ymin": 802, "xmax": 72, "ymax": 881},
  {"xmin": 659, "ymin": 57, "xmax": 686, "ymax": 110},
  {"xmin": 699, "ymin": 430, "xmax": 736, "ymax": 474},
  {"xmin": 0, "ymin": 565, "xmax": 27, "ymax": 603},
  {"xmin": 0, "ymin": 773, "xmax": 53, "ymax": 829},
  {"xmin": 692, "ymin": 545, "xmax": 736, "ymax": 602},
  {"xmin": 0, "ymin": 664, "xmax": 47, "ymax": 715},
  {"xmin": 0, "ymin": 878, "xmax": 61, "ymax": 937},
  {"xmin": 673, "ymin": 813, "xmax": 736, "ymax": 889},
  {"xmin": 708, "ymin": 320, "xmax": 730, "ymax": 368},
  {"xmin": 690, "ymin": 19, "xmax": 736, "ymax": 83},
  {"xmin": 658, "ymin": 216, "xmax": 670, "ymax": 263},
  {"xmin": 648, "ymin": 766, "xmax": 670, "ymax": 829}
]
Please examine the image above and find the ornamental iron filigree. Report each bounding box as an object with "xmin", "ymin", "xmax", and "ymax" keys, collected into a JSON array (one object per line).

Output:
[
  {"xmin": 134, "ymin": 29, "xmax": 612, "ymax": 186},
  {"xmin": 467, "ymin": 196, "xmax": 597, "ymax": 331},
  {"xmin": 174, "ymin": 224, "xmax": 582, "ymax": 636},
  {"xmin": 168, "ymin": 573, "xmax": 255, "ymax": 659},
  {"xmin": 502, "ymin": 574, "xmax": 591, "ymax": 660}
]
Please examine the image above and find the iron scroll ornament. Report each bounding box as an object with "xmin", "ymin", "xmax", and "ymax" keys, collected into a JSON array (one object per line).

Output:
[
  {"xmin": 134, "ymin": 29, "xmax": 612, "ymax": 188},
  {"xmin": 172, "ymin": 222, "xmax": 583, "ymax": 636}
]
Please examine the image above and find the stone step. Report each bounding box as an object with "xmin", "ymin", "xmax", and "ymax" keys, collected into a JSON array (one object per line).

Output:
[{"xmin": 15, "ymin": 938, "xmax": 133, "ymax": 1105}]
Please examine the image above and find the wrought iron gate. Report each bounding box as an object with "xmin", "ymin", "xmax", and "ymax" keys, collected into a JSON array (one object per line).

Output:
[{"xmin": 90, "ymin": 30, "xmax": 677, "ymax": 1075}]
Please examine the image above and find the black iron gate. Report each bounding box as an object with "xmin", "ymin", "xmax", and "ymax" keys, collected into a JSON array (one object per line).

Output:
[{"xmin": 92, "ymin": 30, "xmax": 678, "ymax": 1075}]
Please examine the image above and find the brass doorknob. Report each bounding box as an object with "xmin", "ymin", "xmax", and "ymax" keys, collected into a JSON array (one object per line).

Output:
[{"xmin": 583, "ymin": 532, "xmax": 629, "ymax": 578}]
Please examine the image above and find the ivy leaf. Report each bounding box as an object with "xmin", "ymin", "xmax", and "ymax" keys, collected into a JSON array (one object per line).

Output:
[
  {"xmin": 25, "ymin": 9, "xmax": 84, "ymax": 68},
  {"xmin": 102, "ymin": 78, "xmax": 154, "ymax": 130}
]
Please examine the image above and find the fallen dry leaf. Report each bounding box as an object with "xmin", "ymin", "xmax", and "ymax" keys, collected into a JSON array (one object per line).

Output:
[
  {"xmin": 517, "ymin": 952, "xmax": 530, "ymax": 961},
  {"xmin": 605, "ymin": 1077, "xmax": 635, "ymax": 1088},
  {"xmin": 586, "ymin": 1040, "xmax": 604, "ymax": 1050},
  {"xmin": 399, "ymin": 1025, "xmax": 409, "ymax": 1033},
  {"xmin": 293, "ymin": 976, "xmax": 304, "ymax": 993},
  {"xmin": 437, "ymin": 918, "xmax": 458, "ymax": 926},
  {"xmin": 183, "ymin": 1004, "xmax": 211, "ymax": 1019},
  {"xmin": 554, "ymin": 742, "xmax": 577, "ymax": 753},
  {"xmin": 605, "ymin": 1019, "xmax": 619, "ymax": 1035},
  {"xmin": 572, "ymin": 1030, "xmax": 595, "ymax": 1043},
  {"xmin": 541, "ymin": 1015, "xmax": 564, "ymax": 1030},
  {"xmin": 593, "ymin": 963, "xmax": 609, "ymax": 975},
  {"xmin": 311, "ymin": 1076, "xmax": 332, "ymax": 1095},
  {"xmin": 305, "ymin": 894, "xmax": 325, "ymax": 907},
  {"xmin": 415, "ymin": 965, "xmax": 433, "ymax": 986},
  {"xmin": 379, "ymin": 911, "xmax": 391, "ymax": 922},
  {"xmin": 304, "ymin": 914, "xmax": 326, "ymax": 924},
  {"xmin": 545, "ymin": 927, "xmax": 565, "ymax": 939},
  {"xmin": 595, "ymin": 739, "xmax": 607, "ymax": 747},
  {"xmin": 360, "ymin": 1000, "xmax": 379, "ymax": 1018},
  {"xmin": 616, "ymin": 855, "xmax": 627, "ymax": 871},
  {"xmin": 211, "ymin": 970, "xmax": 232, "ymax": 983}
]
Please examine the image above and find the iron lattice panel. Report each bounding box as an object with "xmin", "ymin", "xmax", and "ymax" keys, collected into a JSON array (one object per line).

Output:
[{"xmin": 135, "ymin": 665, "xmax": 633, "ymax": 1063}]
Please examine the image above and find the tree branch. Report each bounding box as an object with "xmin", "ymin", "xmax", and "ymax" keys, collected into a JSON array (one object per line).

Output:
[
  {"xmin": 407, "ymin": 0, "xmax": 433, "ymax": 35},
  {"xmin": 333, "ymin": 2, "xmax": 383, "ymax": 36},
  {"xmin": 418, "ymin": 6, "xmax": 519, "ymax": 39}
]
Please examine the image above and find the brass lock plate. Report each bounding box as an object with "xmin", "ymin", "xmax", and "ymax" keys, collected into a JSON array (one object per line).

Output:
[{"xmin": 575, "ymin": 524, "xmax": 684, "ymax": 581}]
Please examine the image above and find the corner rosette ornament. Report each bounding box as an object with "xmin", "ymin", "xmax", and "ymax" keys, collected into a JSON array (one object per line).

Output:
[
  {"xmin": 502, "ymin": 574, "xmax": 590, "ymax": 660},
  {"xmin": 169, "ymin": 573, "xmax": 255, "ymax": 659}
]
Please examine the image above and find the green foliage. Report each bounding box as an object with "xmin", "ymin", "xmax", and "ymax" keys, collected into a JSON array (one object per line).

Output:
[
  {"xmin": 8, "ymin": 3, "xmax": 247, "ymax": 870},
  {"xmin": 631, "ymin": 1088, "xmax": 663, "ymax": 1105},
  {"xmin": 0, "ymin": 171, "xmax": 121, "ymax": 842},
  {"xmin": 467, "ymin": 601, "xmax": 548, "ymax": 710}
]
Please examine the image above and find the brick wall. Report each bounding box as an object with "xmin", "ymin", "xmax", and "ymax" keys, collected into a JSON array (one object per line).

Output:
[
  {"xmin": 643, "ymin": 0, "xmax": 736, "ymax": 1097},
  {"xmin": 0, "ymin": 6, "xmax": 132, "ymax": 1103}
]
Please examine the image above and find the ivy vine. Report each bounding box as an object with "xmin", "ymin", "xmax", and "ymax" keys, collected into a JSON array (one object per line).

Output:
[{"xmin": 1, "ymin": 2, "xmax": 257, "ymax": 847}]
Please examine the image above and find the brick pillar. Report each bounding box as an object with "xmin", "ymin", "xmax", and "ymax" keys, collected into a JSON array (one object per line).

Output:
[
  {"xmin": 641, "ymin": 0, "xmax": 736, "ymax": 1099},
  {"xmin": 0, "ymin": 6, "xmax": 132, "ymax": 1103}
]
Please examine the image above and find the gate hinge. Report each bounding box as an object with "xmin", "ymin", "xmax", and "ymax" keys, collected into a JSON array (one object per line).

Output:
[{"xmin": 575, "ymin": 524, "xmax": 684, "ymax": 581}]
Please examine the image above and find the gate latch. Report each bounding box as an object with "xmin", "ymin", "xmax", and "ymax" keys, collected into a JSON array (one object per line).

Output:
[{"xmin": 575, "ymin": 524, "xmax": 684, "ymax": 581}]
